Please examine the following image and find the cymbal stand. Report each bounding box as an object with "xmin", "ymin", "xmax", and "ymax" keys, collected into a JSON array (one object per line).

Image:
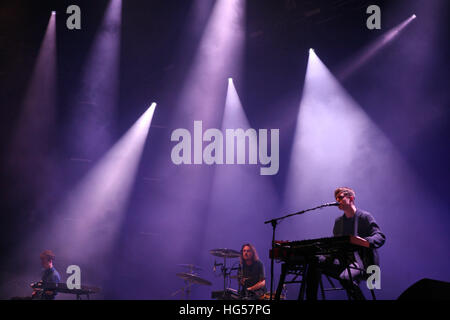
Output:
[
  {"xmin": 215, "ymin": 257, "xmax": 232, "ymax": 299},
  {"xmin": 221, "ymin": 257, "xmax": 228, "ymax": 296},
  {"xmin": 171, "ymin": 280, "xmax": 194, "ymax": 299}
]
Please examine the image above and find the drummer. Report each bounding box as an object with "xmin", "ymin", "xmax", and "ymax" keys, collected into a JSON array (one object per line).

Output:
[{"xmin": 239, "ymin": 243, "xmax": 267, "ymax": 299}]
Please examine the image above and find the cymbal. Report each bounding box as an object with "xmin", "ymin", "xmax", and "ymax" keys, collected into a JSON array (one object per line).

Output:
[
  {"xmin": 209, "ymin": 248, "xmax": 240, "ymax": 258},
  {"xmin": 177, "ymin": 264, "xmax": 202, "ymax": 271},
  {"xmin": 176, "ymin": 273, "xmax": 212, "ymax": 286}
]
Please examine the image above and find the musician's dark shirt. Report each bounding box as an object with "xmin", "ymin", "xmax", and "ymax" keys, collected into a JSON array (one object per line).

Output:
[
  {"xmin": 41, "ymin": 267, "xmax": 61, "ymax": 299},
  {"xmin": 342, "ymin": 215, "xmax": 356, "ymax": 237},
  {"xmin": 241, "ymin": 260, "xmax": 266, "ymax": 293},
  {"xmin": 333, "ymin": 209, "xmax": 386, "ymax": 267}
]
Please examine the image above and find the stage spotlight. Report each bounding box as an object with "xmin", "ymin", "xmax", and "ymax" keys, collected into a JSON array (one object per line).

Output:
[
  {"xmin": 174, "ymin": 0, "xmax": 245, "ymax": 127},
  {"xmin": 47, "ymin": 102, "xmax": 156, "ymax": 278},
  {"xmin": 338, "ymin": 14, "xmax": 416, "ymax": 80},
  {"xmin": 136, "ymin": 1, "xmax": 246, "ymax": 295},
  {"xmin": 8, "ymin": 9, "xmax": 57, "ymax": 209},
  {"xmin": 140, "ymin": 103, "xmax": 157, "ymax": 127},
  {"xmin": 284, "ymin": 49, "xmax": 404, "ymax": 238},
  {"xmin": 68, "ymin": 0, "xmax": 122, "ymax": 159},
  {"xmin": 202, "ymin": 78, "xmax": 278, "ymax": 268}
]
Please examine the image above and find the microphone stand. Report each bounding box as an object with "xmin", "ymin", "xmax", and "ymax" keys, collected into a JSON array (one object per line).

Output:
[{"xmin": 264, "ymin": 202, "xmax": 336, "ymax": 301}]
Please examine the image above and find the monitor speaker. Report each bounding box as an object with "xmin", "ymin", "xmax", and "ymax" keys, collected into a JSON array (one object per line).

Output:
[{"xmin": 398, "ymin": 278, "xmax": 450, "ymax": 300}]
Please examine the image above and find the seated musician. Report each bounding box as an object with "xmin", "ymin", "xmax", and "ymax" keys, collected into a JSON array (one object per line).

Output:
[
  {"xmin": 239, "ymin": 243, "xmax": 267, "ymax": 299},
  {"xmin": 32, "ymin": 250, "xmax": 61, "ymax": 300},
  {"xmin": 306, "ymin": 187, "xmax": 386, "ymax": 300}
]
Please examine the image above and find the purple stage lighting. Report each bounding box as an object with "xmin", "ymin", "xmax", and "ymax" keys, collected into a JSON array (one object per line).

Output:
[
  {"xmin": 7, "ymin": 11, "xmax": 57, "ymax": 210},
  {"xmin": 68, "ymin": 0, "xmax": 122, "ymax": 159},
  {"xmin": 284, "ymin": 50, "xmax": 450, "ymax": 299},
  {"xmin": 137, "ymin": 2, "xmax": 246, "ymax": 298},
  {"xmin": 148, "ymin": 0, "xmax": 246, "ymax": 258},
  {"xmin": 174, "ymin": 0, "xmax": 245, "ymax": 127},
  {"xmin": 46, "ymin": 103, "xmax": 156, "ymax": 282},
  {"xmin": 338, "ymin": 14, "xmax": 417, "ymax": 80},
  {"xmin": 200, "ymin": 79, "xmax": 278, "ymax": 293},
  {"xmin": 284, "ymin": 49, "xmax": 413, "ymax": 237}
]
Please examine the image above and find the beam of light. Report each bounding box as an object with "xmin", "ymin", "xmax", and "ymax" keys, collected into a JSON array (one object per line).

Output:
[
  {"xmin": 284, "ymin": 50, "xmax": 450, "ymax": 299},
  {"xmin": 200, "ymin": 80, "xmax": 278, "ymax": 262},
  {"xmin": 8, "ymin": 11, "xmax": 57, "ymax": 208},
  {"xmin": 175, "ymin": 0, "xmax": 246, "ymax": 127},
  {"xmin": 223, "ymin": 78, "xmax": 249, "ymax": 127},
  {"xmin": 338, "ymin": 14, "xmax": 416, "ymax": 81},
  {"xmin": 68, "ymin": 0, "xmax": 122, "ymax": 159},
  {"xmin": 47, "ymin": 103, "xmax": 156, "ymax": 281},
  {"xmin": 151, "ymin": 0, "xmax": 246, "ymax": 261},
  {"xmin": 284, "ymin": 49, "xmax": 406, "ymax": 238},
  {"xmin": 364, "ymin": 0, "xmax": 447, "ymax": 148},
  {"xmin": 138, "ymin": 1, "xmax": 246, "ymax": 299},
  {"xmin": 3, "ymin": 12, "xmax": 58, "ymax": 300},
  {"xmin": 167, "ymin": 0, "xmax": 246, "ymax": 258}
]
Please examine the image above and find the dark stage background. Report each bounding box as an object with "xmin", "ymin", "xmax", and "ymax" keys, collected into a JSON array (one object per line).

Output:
[{"xmin": 0, "ymin": 0, "xmax": 449, "ymax": 300}]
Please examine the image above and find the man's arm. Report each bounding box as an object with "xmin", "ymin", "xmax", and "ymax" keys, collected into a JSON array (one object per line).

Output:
[
  {"xmin": 364, "ymin": 213, "xmax": 386, "ymax": 248},
  {"xmin": 247, "ymin": 279, "xmax": 266, "ymax": 291}
]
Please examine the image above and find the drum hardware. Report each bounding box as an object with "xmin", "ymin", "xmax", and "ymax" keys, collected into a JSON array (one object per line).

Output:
[
  {"xmin": 175, "ymin": 272, "xmax": 212, "ymax": 286},
  {"xmin": 172, "ymin": 266, "xmax": 211, "ymax": 299},
  {"xmin": 209, "ymin": 248, "xmax": 241, "ymax": 300},
  {"xmin": 209, "ymin": 248, "xmax": 240, "ymax": 259},
  {"xmin": 177, "ymin": 264, "xmax": 203, "ymax": 273}
]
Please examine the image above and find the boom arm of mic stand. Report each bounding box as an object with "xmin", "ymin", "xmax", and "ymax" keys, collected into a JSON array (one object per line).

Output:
[{"xmin": 264, "ymin": 203, "xmax": 329, "ymax": 225}]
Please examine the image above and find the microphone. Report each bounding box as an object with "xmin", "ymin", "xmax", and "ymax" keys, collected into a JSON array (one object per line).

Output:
[{"xmin": 324, "ymin": 202, "xmax": 339, "ymax": 207}]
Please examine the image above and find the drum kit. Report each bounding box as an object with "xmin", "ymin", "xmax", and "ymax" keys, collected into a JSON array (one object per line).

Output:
[{"xmin": 173, "ymin": 248, "xmax": 286, "ymax": 300}]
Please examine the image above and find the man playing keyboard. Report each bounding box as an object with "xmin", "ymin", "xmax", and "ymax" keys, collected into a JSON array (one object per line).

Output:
[{"xmin": 305, "ymin": 187, "xmax": 386, "ymax": 300}]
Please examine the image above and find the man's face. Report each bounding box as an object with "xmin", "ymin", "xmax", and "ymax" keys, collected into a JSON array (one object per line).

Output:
[
  {"xmin": 242, "ymin": 246, "xmax": 253, "ymax": 261},
  {"xmin": 336, "ymin": 192, "xmax": 352, "ymax": 210},
  {"xmin": 40, "ymin": 257, "xmax": 51, "ymax": 269}
]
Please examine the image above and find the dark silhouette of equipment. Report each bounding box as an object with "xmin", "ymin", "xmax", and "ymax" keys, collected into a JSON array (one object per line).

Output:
[{"xmin": 398, "ymin": 278, "xmax": 450, "ymax": 300}]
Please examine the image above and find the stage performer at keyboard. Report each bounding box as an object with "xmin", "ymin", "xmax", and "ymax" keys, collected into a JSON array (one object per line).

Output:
[
  {"xmin": 31, "ymin": 250, "xmax": 61, "ymax": 300},
  {"xmin": 238, "ymin": 243, "xmax": 267, "ymax": 299},
  {"xmin": 306, "ymin": 187, "xmax": 386, "ymax": 300}
]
